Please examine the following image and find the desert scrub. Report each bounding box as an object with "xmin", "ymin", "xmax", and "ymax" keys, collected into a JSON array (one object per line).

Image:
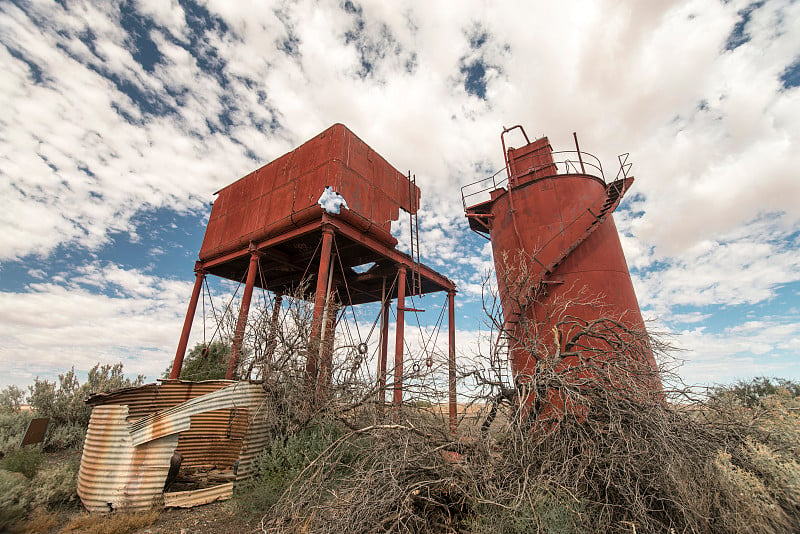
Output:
[
  {"xmin": 59, "ymin": 509, "xmax": 159, "ymax": 534},
  {"xmin": 711, "ymin": 449, "xmax": 795, "ymax": 533},
  {"xmin": 0, "ymin": 452, "xmax": 79, "ymax": 530},
  {"xmin": 0, "ymin": 410, "xmax": 30, "ymax": 453},
  {"xmin": 29, "ymin": 457, "xmax": 79, "ymax": 509},
  {"xmin": 236, "ymin": 420, "xmax": 352, "ymax": 515},
  {"xmin": 741, "ymin": 438, "xmax": 800, "ymax": 516},
  {"xmin": 2, "ymin": 446, "xmax": 43, "ymax": 478},
  {"xmin": 45, "ymin": 422, "xmax": 87, "ymax": 451},
  {"xmin": 27, "ymin": 363, "xmax": 144, "ymax": 451},
  {"xmin": 0, "ymin": 469, "xmax": 30, "ymax": 529},
  {"xmin": 467, "ymin": 488, "xmax": 586, "ymax": 534}
]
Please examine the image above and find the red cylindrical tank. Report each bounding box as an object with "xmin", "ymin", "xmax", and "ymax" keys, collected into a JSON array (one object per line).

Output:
[{"xmin": 465, "ymin": 129, "xmax": 658, "ymax": 393}]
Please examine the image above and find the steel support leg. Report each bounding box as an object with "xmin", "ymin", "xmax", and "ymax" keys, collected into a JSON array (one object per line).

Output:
[
  {"xmin": 320, "ymin": 300, "xmax": 337, "ymax": 389},
  {"xmin": 306, "ymin": 226, "xmax": 334, "ymax": 382},
  {"xmin": 226, "ymin": 249, "xmax": 260, "ymax": 380},
  {"xmin": 170, "ymin": 263, "xmax": 205, "ymax": 380},
  {"xmin": 393, "ymin": 266, "xmax": 407, "ymax": 413},
  {"xmin": 265, "ymin": 293, "xmax": 283, "ymax": 365},
  {"xmin": 377, "ymin": 284, "xmax": 390, "ymax": 405},
  {"xmin": 448, "ymin": 289, "xmax": 457, "ymax": 433}
]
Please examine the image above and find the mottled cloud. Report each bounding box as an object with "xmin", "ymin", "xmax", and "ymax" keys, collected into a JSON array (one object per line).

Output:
[{"xmin": 1, "ymin": 0, "xmax": 798, "ymax": 389}]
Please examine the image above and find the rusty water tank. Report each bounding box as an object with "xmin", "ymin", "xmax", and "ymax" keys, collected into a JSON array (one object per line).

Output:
[{"xmin": 464, "ymin": 126, "xmax": 658, "ymax": 387}]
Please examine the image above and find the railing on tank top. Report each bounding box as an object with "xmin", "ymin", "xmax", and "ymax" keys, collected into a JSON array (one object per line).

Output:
[{"xmin": 461, "ymin": 149, "xmax": 611, "ymax": 211}]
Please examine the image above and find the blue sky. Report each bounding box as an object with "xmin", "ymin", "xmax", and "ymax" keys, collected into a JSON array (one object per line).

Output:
[{"xmin": 1, "ymin": 0, "xmax": 799, "ymax": 391}]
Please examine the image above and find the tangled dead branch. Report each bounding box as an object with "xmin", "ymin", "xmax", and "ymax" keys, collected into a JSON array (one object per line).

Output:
[{"xmin": 240, "ymin": 266, "xmax": 800, "ymax": 533}]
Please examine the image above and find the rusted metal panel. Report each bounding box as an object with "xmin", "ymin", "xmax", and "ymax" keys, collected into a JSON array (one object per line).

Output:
[
  {"xmin": 176, "ymin": 409, "xmax": 248, "ymax": 468},
  {"xmin": 164, "ymin": 482, "xmax": 233, "ymax": 508},
  {"xmin": 507, "ymin": 137, "xmax": 556, "ymax": 186},
  {"xmin": 19, "ymin": 417, "xmax": 48, "ymax": 446},
  {"xmin": 77, "ymin": 382, "xmax": 269, "ymax": 513},
  {"xmin": 128, "ymin": 383, "xmax": 264, "ymax": 445},
  {"xmin": 199, "ymin": 123, "xmax": 420, "ymax": 262}
]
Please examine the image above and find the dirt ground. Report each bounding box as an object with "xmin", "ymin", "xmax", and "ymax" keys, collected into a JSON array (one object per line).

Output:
[
  {"xmin": 133, "ymin": 501, "xmax": 259, "ymax": 534},
  {"xmin": 13, "ymin": 500, "xmax": 260, "ymax": 534}
]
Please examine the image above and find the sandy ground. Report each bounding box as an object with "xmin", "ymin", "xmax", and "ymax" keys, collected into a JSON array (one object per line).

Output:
[{"xmin": 132, "ymin": 501, "xmax": 259, "ymax": 534}]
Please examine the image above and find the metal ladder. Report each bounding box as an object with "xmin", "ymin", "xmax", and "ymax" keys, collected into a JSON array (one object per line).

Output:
[{"xmin": 408, "ymin": 172, "xmax": 421, "ymax": 296}]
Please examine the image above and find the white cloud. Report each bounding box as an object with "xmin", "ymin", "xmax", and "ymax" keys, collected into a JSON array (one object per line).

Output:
[
  {"xmin": 0, "ymin": 263, "xmax": 195, "ymax": 388},
  {"xmin": 1, "ymin": 0, "xmax": 798, "ymax": 390}
]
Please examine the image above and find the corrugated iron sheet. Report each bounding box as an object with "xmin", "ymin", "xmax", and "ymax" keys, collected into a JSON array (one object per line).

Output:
[
  {"xmin": 164, "ymin": 482, "xmax": 233, "ymax": 508},
  {"xmin": 87, "ymin": 380, "xmax": 234, "ymax": 421},
  {"xmin": 77, "ymin": 382, "xmax": 269, "ymax": 512},
  {"xmin": 128, "ymin": 383, "xmax": 264, "ymax": 445},
  {"xmin": 78, "ymin": 405, "xmax": 180, "ymax": 512}
]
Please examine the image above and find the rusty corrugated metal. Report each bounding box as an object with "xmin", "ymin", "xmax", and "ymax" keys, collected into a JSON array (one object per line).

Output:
[
  {"xmin": 164, "ymin": 482, "xmax": 233, "ymax": 508},
  {"xmin": 177, "ymin": 409, "xmax": 248, "ymax": 468},
  {"xmin": 87, "ymin": 380, "xmax": 235, "ymax": 421},
  {"xmin": 77, "ymin": 382, "xmax": 269, "ymax": 512},
  {"xmin": 129, "ymin": 383, "xmax": 264, "ymax": 445},
  {"xmin": 78, "ymin": 405, "xmax": 180, "ymax": 512}
]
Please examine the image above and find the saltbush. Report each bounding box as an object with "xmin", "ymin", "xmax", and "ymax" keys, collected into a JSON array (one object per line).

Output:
[
  {"xmin": 0, "ymin": 454, "xmax": 79, "ymax": 530},
  {"xmin": 46, "ymin": 422, "xmax": 87, "ymax": 451},
  {"xmin": 468, "ymin": 489, "xmax": 585, "ymax": 534},
  {"xmin": 0, "ymin": 410, "xmax": 30, "ymax": 454},
  {"xmin": 0, "ymin": 469, "xmax": 29, "ymax": 529},
  {"xmin": 30, "ymin": 458, "xmax": 79, "ymax": 509},
  {"xmin": 27, "ymin": 363, "xmax": 144, "ymax": 451},
  {"xmin": 236, "ymin": 421, "xmax": 348, "ymax": 514},
  {"xmin": 2, "ymin": 446, "xmax": 43, "ymax": 478}
]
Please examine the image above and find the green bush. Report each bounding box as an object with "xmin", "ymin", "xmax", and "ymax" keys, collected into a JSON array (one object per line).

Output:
[
  {"xmin": 30, "ymin": 458, "xmax": 79, "ymax": 509},
  {"xmin": 468, "ymin": 489, "xmax": 585, "ymax": 534},
  {"xmin": 712, "ymin": 377, "xmax": 800, "ymax": 408},
  {"xmin": 0, "ymin": 469, "xmax": 30, "ymax": 529},
  {"xmin": 27, "ymin": 363, "xmax": 144, "ymax": 451},
  {"xmin": 0, "ymin": 385, "xmax": 25, "ymax": 412},
  {"xmin": 46, "ymin": 422, "xmax": 87, "ymax": 451},
  {"xmin": 163, "ymin": 340, "xmax": 232, "ymax": 381},
  {"xmin": 0, "ymin": 410, "xmax": 30, "ymax": 454},
  {"xmin": 2, "ymin": 446, "xmax": 43, "ymax": 478},
  {"xmin": 236, "ymin": 421, "xmax": 348, "ymax": 514},
  {"xmin": 0, "ymin": 458, "xmax": 79, "ymax": 530}
]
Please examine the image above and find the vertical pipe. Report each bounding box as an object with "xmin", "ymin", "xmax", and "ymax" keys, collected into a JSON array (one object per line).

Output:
[
  {"xmin": 319, "ymin": 254, "xmax": 336, "ymax": 359},
  {"xmin": 393, "ymin": 265, "xmax": 407, "ymax": 412},
  {"xmin": 573, "ymin": 131, "xmax": 586, "ymax": 174},
  {"xmin": 306, "ymin": 226, "xmax": 335, "ymax": 382},
  {"xmin": 319, "ymin": 259, "xmax": 337, "ymax": 390},
  {"xmin": 448, "ymin": 289, "xmax": 457, "ymax": 433},
  {"xmin": 170, "ymin": 263, "xmax": 205, "ymax": 380},
  {"xmin": 377, "ymin": 278, "xmax": 390, "ymax": 405},
  {"xmin": 264, "ymin": 293, "xmax": 283, "ymax": 365},
  {"xmin": 227, "ymin": 250, "xmax": 260, "ymax": 380}
]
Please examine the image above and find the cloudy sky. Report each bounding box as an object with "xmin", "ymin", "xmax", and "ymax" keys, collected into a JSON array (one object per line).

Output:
[{"xmin": 1, "ymin": 0, "xmax": 798, "ymax": 392}]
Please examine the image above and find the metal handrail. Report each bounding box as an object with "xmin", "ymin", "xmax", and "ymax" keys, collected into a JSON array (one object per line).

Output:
[{"xmin": 461, "ymin": 149, "xmax": 608, "ymax": 210}]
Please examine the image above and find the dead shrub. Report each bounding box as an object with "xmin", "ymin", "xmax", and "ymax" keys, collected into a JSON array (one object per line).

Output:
[{"xmin": 246, "ymin": 260, "xmax": 800, "ymax": 533}]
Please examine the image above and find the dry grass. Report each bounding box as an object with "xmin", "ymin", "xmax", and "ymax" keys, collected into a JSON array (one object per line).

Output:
[
  {"xmin": 17, "ymin": 510, "xmax": 62, "ymax": 533},
  {"xmin": 58, "ymin": 510, "xmax": 159, "ymax": 534}
]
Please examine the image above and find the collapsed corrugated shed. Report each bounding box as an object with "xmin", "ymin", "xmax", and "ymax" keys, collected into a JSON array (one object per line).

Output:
[{"xmin": 77, "ymin": 380, "xmax": 269, "ymax": 512}]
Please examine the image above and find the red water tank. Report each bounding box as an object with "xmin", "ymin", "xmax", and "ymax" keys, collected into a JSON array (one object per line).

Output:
[{"xmin": 464, "ymin": 127, "xmax": 658, "ymax": 391}]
